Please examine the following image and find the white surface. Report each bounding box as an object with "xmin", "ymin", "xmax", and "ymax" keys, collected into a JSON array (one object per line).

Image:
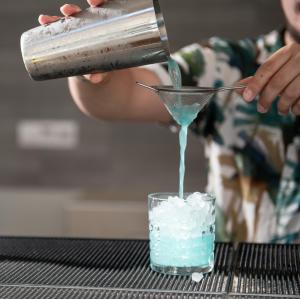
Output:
[
  {"xmin": 16, "ymin": 120, "xmax": 79, "ymax": 150},
  {"xmin": 64, "ymin": 198, "xmax": 148, "ymax": 239},
  {"xmin": 0, "ymin": 188, "xmax": 148, "ymax": 239},
  {"xmin": 0, "ymin": 188, "xmax": 79, "ymax": 236}
]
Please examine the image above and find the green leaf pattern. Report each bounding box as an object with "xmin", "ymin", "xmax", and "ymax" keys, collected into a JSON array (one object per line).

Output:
[{"xmin": 169, "ymin": 30, "xmax": 300, "ymax": 243}]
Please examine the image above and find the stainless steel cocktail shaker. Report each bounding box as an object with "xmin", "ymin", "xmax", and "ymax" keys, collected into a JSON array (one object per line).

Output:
[{"xmin": 20, "ymin": 0, "xmax": 169, "ymax": 81}]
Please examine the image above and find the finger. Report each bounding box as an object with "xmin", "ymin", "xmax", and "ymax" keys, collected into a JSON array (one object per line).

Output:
[
  {"xmin": 235, "ymin": 76, "xmax": 253, "ymax": 95},
  {"xmin": 90, "ymin": 74, "xmax": 104, "ymax": 84},
  {"xmin": 277, "ymin": 74, "xmax": 300, "ymax": 115},
  {"xmin": 87, "ymin": 0, "xmax": 107, "ymax": 7},
  {"xmin": 242, "ymin": 45, "xmax": 293, "ymax": 102},
  {"xmin": 84, "ymin": 73, "xmax": 108, "ymax": 84},
  {"xmin": 60, "ymin": 4, "xmax": 82, "ymax": 17},
  {"xmin": 257, "ymin": 57, "xmax": 300, "ymax": 113},
  {"xmin": 238, "ymin": 76, "xmax": 253, "ymax": 85},
  {"xmin": 38, "ymin": 15, "xmax": 61, "ymax": 25},
  {"xmin": 292, "ymin": 99, "xmax": 300, "ymax": 115}
]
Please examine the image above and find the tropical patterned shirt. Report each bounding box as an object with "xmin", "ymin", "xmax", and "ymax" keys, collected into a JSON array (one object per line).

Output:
[{"xmin": 145, "ymin": 29, "xmax": 300, "ymax": 243}]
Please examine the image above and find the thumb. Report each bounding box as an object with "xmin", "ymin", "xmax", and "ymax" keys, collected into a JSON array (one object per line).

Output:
[
  {"xmin": 235, "ymin": 76, "xmax": 252, "ymax": 95},
  {"xmin": 83, "ymin": 73, "xmax": 110, "ymax": 84}
]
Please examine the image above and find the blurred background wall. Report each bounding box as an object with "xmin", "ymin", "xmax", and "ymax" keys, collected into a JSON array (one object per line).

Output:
[{"xmin": 0, "ymin": 0, "xmax": 283, "ymax": 238}]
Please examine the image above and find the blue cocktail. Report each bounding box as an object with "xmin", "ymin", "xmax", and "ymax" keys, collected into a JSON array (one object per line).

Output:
[{"xmin": 148, "ymin": 192, "xmax": 215, "ymax": 275}]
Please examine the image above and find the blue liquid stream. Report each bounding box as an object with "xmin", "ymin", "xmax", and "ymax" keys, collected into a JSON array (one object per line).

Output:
[
  {"xmin": 179, "ymin": 125, "xmax": 188, "ymax": 199},
  {"xmin": 168, "ymin": 56, "xmax": 182, "ymax": 91},
  {"xmin": 167, "ymin": 57, "xmax": 200, "ymax": 198}
]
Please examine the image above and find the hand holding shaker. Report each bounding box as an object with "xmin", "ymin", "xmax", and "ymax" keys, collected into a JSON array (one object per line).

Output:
[{"xmin": 21, "ymin": 0, "xmax": 170, "ymax": 81}]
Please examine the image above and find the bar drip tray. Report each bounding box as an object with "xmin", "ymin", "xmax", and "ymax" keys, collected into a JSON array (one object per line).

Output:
[{"xmin": 0, "ymin": 237, "xmax": 299, "ymax": 298}]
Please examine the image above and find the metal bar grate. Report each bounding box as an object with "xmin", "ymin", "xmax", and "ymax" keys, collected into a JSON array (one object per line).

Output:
[
  {"xmin": 0, "ymin": 237, "xmax": 299, "ymax": 299},
  {"xmin": 0, "ymin": 286, "xmax": 225, "ymax": 299},
  {"xmin": 0, "ymin": 237, "xmax": 231, "ymax": 298},
  {"xmin": 228, "ymin": 243, "xmax": 300, "ymax": 298}
]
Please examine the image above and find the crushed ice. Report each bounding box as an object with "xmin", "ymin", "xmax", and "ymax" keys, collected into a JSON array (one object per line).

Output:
[
  {"xmin": 191, "ymin": 272, "xmax": 204, "ymax": 283},
  {"xmin": 149, "ymin": 192, "xmax": 214, "ymax": 238}
]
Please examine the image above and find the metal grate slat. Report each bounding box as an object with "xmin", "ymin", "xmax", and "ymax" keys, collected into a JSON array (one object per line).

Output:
[
  {"xmin": 0, "ymin": 237, "xmax": 230, "ymax": 298},
  {"xmin": 0, "ymin": 237, "xmax": 299, "ymax": 298},
  {"xmin": 229, "ymin": 243, "xmax": 300, "ymax": 298}
]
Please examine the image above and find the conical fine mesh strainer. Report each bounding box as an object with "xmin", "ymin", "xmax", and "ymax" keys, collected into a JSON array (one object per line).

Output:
[{"xmin": 136, "ymin": 82, "xmax": 246, "ymax": 126}]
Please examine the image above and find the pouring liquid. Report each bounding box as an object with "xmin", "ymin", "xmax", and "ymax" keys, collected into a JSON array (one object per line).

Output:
[{"xmin": 167, "ymin": 57, "xmax": 200, "ymax": 198}]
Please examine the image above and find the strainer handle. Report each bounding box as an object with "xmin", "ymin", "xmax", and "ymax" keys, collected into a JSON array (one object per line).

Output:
[{"xmin": 136, "ymin": 82, "xmax": 159, "ymax": 93}]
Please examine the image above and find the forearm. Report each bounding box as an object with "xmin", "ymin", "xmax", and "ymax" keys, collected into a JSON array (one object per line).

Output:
[
  {"xmin": 68, "ymin": 68, "xmax": 171, "ymax": 123},
  {"xmin": 69, "ymin": 69, "xmax": 134, "ymax": 120}
]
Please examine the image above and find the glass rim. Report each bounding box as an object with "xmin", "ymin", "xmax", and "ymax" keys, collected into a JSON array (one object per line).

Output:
[{"xmin": 148, "ymin": 192, "xmax": 215, "ymax": 202}]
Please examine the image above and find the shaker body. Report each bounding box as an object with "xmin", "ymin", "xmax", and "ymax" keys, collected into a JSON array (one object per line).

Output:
[{"xmin": 21, "ymin": 0, "xmax": 169, "ymax": 81}]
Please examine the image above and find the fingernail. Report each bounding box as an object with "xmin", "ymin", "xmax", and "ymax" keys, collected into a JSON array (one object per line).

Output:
[
  {"xmin": 66, "ymin": 4, "xmax": 81, "ymax": 11},
  {"xmin": 88, "ymin": 0, "xmax": 104, "ymax": 7},
  {"xmin": 257, "ymin": 104, "xmax": 267, "ymax": 113},
  {"xmin": 60, "ymin": 4, "xmax": 68, "ymax": 10},
  {"xmin": 90, "ymin": 73, "xmax": 103, "ymax": 84},
  {"xmin": 243, "ymin": 88, "xmax": 254, "ymax": 102},
  {"xmin": 38, "ymin": 15, "xmax": 48, "ymax": 24},
  {"xmin": 87, "ymin": 0, "xmax": 96, "ymax": 7}
]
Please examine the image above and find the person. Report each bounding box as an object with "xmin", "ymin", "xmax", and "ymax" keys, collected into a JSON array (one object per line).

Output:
[{"xmin": 39, "ymin": 0, "xmax": 300, "ymax": 243}]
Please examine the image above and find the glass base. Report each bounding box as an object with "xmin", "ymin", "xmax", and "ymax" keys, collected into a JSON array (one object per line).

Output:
[{"xmin": 150, "ymin": 262, "xmax": 214, "ymax": 276}]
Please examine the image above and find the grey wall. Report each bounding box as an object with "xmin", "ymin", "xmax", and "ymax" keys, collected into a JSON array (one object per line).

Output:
[{"xmin": 0, "ymin": 0, "xmax": 284, "ymax": 199}]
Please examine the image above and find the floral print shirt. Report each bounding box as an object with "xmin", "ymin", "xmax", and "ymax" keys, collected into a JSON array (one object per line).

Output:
[{"xmin": 146, "ymin": 29, "xmax": 300, "ymax": 243}]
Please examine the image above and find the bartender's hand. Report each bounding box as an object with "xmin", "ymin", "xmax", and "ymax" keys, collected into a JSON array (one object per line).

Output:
[
  {"xmin": 38, "ymin": 0, "xmax": 109, "ymax": 84},
  {"xmin": 239, "ymin": 43, "xmax": 300, "ymax": 116}
]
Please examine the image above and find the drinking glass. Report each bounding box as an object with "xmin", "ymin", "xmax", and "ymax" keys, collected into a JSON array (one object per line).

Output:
[{"xmin": 148, "ymin": 192, "xmax": 215, "ymax": 275}]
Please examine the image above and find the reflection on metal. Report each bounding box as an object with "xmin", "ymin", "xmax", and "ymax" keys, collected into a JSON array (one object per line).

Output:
[{"xmin": 21, "ymin": 0, "xmax": 170, "ymax": 81}]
